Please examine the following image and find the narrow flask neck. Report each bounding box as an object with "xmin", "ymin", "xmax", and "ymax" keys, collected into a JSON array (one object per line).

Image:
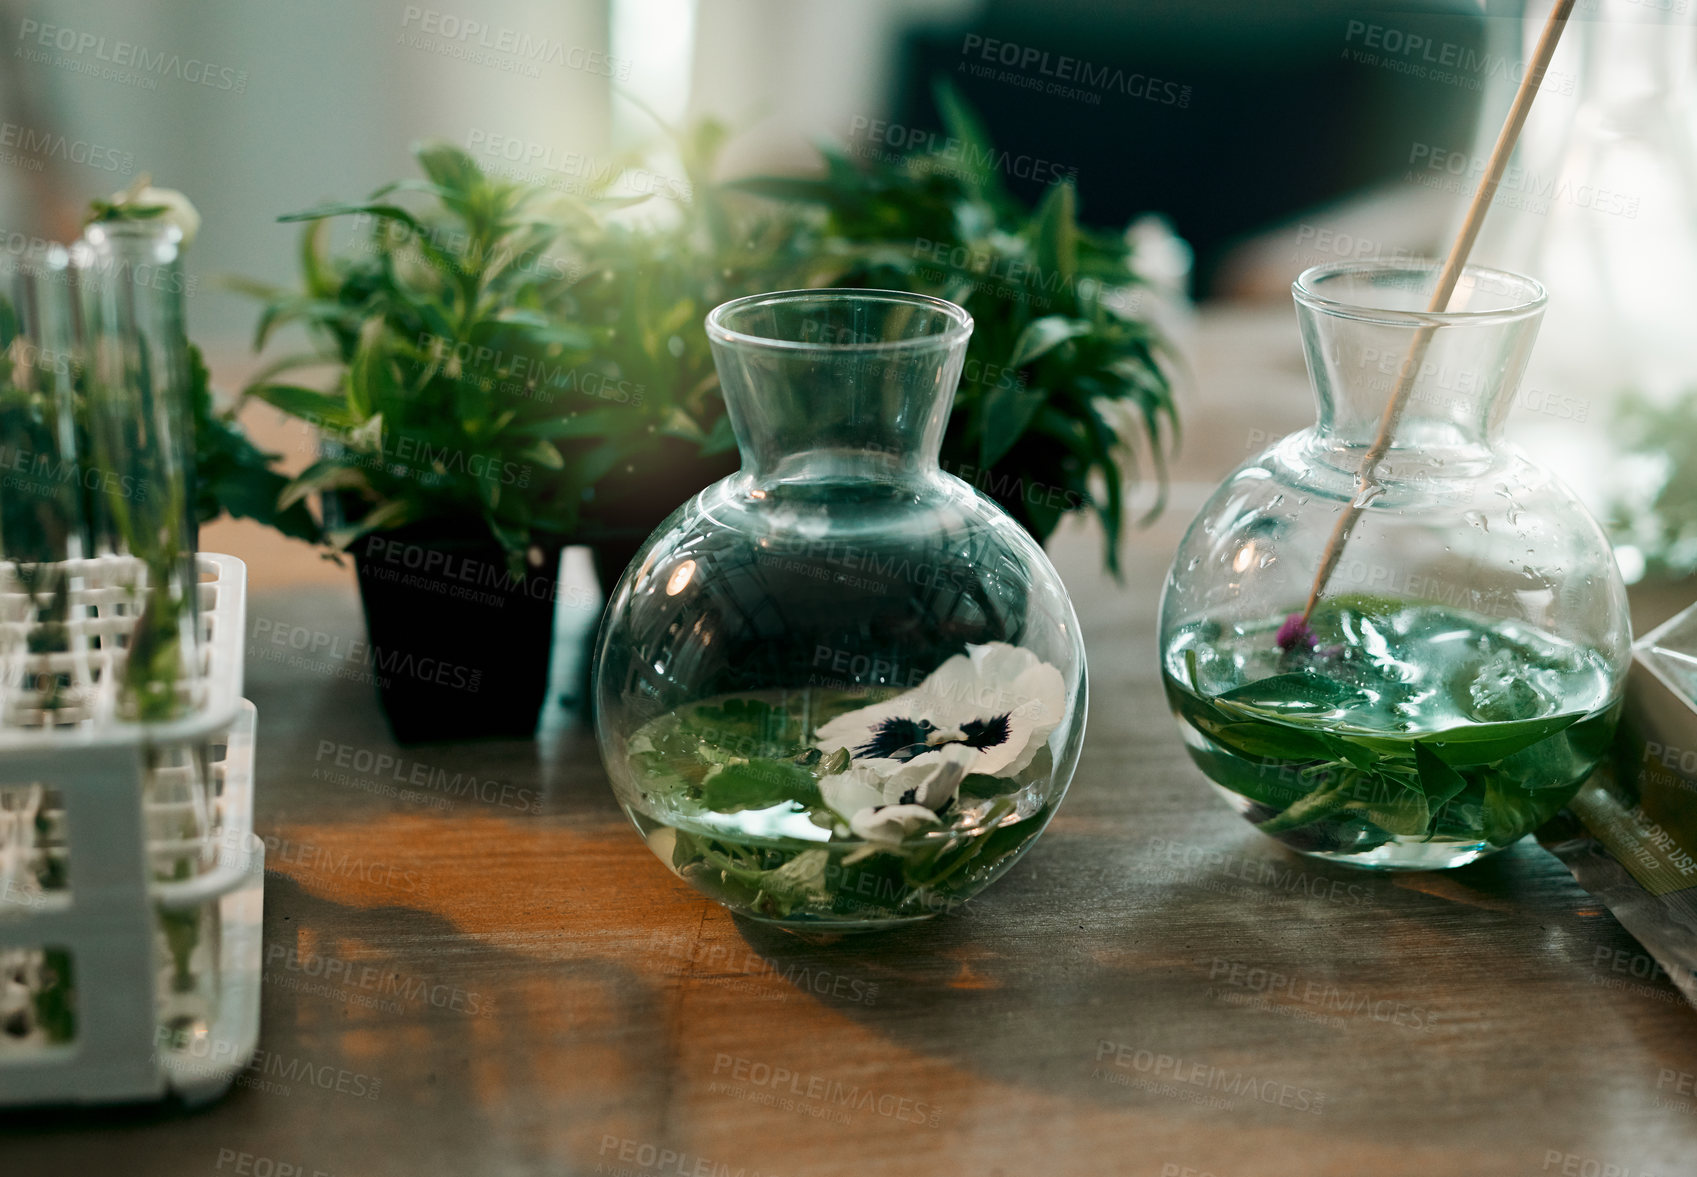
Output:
[
  {"xmin": 1294, "ymin": 267, "xmax": 1544, "ymax": 458},
  {"xmin": 720, "ymin": 350, "xmax": 956, "ymax": 481},
  {"xmin": 1312, "ymin": 352, "xmax": 1504, "ymax": 452},
  {"xmin": 707, "ymin": 291, "xmax": 971, "ymax": 485}
]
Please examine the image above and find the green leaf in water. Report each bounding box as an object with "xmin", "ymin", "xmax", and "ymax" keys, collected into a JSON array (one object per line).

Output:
[
  {"xmin": 760, "ymin": 848, "xmax": 832, "ymax": 911},
  {"xmin": 699, "ymin": 758, "xmax": 822, "ymax": 813},
  {"xmin": 955, "ymin": 771, "xmax": 1014, "ymax": 801},
  {"xmin": 1414, "ymin": 741, "xmax": 1469, "ymax": 807},
  {"xmin": 1481, "ymin": 775, "xmax": 1548, "ymax": 847},
  {"xmin": 1256, "ymin": 767, "xmax": 1358, "ymax": 833},
  {"xmin": 1215, "ymin": 672, "xmax": 1366, "ymax": 717},
  {"xmin": 817, "ymin": 746, "xmax": 852, "ymax": 777},
  {"xmin": 1350, "ymin": 783, "xmax": 1431, "ymax": 838},
  {"xmin": 1418, "ymin": 713, "xmax": 1582, "ymax": 768}
]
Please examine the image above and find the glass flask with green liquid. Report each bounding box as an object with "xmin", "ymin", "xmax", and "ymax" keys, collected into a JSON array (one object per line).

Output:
[{"xmin": 1160, "ymin": 262, "xmax": 1631, "ymax": 870}]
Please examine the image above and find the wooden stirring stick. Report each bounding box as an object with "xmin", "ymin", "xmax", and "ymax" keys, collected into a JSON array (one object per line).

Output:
[{"xmin": 1294, "ymin": 0, "xmax": 1578, "ymax": 629}]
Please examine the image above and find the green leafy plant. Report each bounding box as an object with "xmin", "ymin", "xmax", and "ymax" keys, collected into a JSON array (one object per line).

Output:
[
  {"xmin": 237, "ymin": 144, "xmax": 603, "ymax": 563},
  {"xmin": 238, "ymin": 91, "xmax": 1178, "ymax": 573},
  {"xmin": 80, "ymin": 186, "xmax": 313, "ymax": 719},
  {"xmin": 1169, "ymin": 666, "xmax": 1614, "ymax": 846},
  {"xmin": 238, "ymin": 139, "xmax": 769, "ymax": 570},
  {"xmin": 733, "ymin": 82, "xmax": 1180, "ymax": 572}
]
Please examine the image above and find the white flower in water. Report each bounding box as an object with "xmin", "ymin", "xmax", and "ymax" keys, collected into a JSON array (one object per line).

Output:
[
  {"xmin": 819, "ymin": 744, "xmax": 976, "ymax": 846},
  {"xmin": 814, "ymin": 642, "xmax": 1065, "ymax": 778}
]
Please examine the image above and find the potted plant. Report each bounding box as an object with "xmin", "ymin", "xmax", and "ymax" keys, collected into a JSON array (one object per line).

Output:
[
  {"xmin": 235, "ymin": 145, "xmax": 688, "ymax": 740},
  {"xmin": 733, "ymin": 83, "xmax": 1179, "ymax": 574},
  {"xmin": 235, "ymin": 90, "xmax": 1180, "ymax": 741}
]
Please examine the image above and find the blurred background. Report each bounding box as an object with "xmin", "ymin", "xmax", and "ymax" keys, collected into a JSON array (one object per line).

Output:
[
  {"xmin": 0, "ymin": 0, "xmax": 1504, "ymax": 325},
  {"xmin": 2, "ymin": 0, "xmax": 1694, "ymax": 589}
]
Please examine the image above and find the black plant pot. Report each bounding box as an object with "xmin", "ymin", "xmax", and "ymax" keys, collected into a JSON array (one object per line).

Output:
[{"xmin": 348, "ymin": 521, "xmax": 565, "ymax": 744}]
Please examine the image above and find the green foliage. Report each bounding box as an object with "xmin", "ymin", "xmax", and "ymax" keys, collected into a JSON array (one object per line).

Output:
[
  {"xmin": 1166, "ymin": 659, "xmax": 1617, "ymax": 848},
  {"xmin": 630, "ymin": 686, "xmax": 1049, "ymax": 921},
  {"xmin": 242, "ymin": 93, "xmax": 1178, "ymax": 571},
  {"xmin": 1609, "ymin": 389, "xmax": 1697, "ymax": 578},
  {"xmin": 189, "ymin": 343, "xmax": 321, "ymax": 545},
  {"xmin": 242, "ymin": 144, "xmax": 613, "ymax": 563},
  {"xmin": 662, "ymin": 793, "xmax": 1043, "ymax": 921},
  {"xmin": 242, "ymin": 129, "xmax": 808, "ymax": 567},
  {"xmin": 732, "ymin": 80, "xmax": 1180, "ymax": 573}
]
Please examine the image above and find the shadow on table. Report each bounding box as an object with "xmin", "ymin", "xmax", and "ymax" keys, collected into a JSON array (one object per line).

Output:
[
  {"xmin": 0, "ymin": 870, "xmax": 676, "ymax": 1146},
  {"xmin": 720, "ymin": 822, "xmax": 1697, "ymax": 1146}
]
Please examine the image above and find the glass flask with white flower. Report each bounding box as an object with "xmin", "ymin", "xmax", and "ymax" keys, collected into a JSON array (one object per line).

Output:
[{"xmin": 593, "ymin": 290, "xmax": 1087, "ymax": 932}]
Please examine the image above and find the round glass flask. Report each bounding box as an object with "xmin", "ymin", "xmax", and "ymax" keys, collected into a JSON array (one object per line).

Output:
[
  {"xmin": 593, "ymin": 289, "xmax": 1087, "ymax": 931},
  {"xmin": 1159, "ymin": 262, "xmax": 1631, "ymax": 870}
]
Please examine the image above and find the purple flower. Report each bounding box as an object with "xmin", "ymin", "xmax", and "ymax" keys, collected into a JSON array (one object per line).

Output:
[{"xmin": 1276, "ymin": 612, "xmax": 1317, "ymax": 652}]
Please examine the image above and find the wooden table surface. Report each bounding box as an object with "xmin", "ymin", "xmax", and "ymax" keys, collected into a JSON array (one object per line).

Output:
[{"xmin": 6, "ymin": 306, "xmax": 1697, "ymax": 1177}]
